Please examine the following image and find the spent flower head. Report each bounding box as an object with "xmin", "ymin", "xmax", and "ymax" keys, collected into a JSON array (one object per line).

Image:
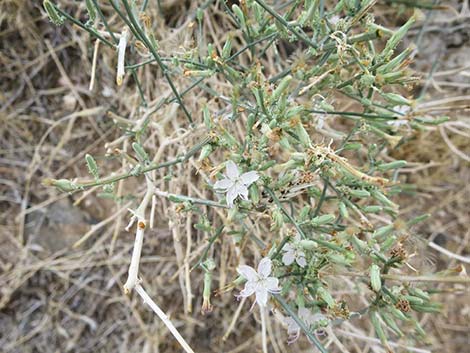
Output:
[
  {"xmin": 237, "ymin": 257, "xmax": 280, "ymax": 307},
  {"xmin": 214, "ymin": 160, "xmax": 259, "ymax": 208}
]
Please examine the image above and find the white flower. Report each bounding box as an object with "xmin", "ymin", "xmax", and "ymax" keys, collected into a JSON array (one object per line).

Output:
[
  {"xmin": 214, "ymin": 160, "xmax": 259, "ymax": 208},
  {"xmin": 282, "ymin": 234, "xmax": 307, "ymax": 268},
  {"xmin": 387, "ymin": 119, "xmax": 409, "ymax": 128},
  {"xmin": 393, "ymin": 105, "xmax": 411, "ymax": 115},
  {"xmin": 284, "ymin": 308, "xmax": 328, "ymax": 344},
  {"xmin": 237, "ymin": 257, "xmax": 280, "ymax": 307}
]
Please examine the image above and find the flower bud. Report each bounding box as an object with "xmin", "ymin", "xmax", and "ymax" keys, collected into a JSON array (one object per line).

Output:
[
  {"xmin": 85, "ymin": 154, "xmax": 99, "ymax": 180},
  {"xmin": 370, "ymin": 264, "xmax": 381, "ymax": 292},
  {"xmin": 43, "ymin": 1, "xmax": 65, "ymax": 26}
]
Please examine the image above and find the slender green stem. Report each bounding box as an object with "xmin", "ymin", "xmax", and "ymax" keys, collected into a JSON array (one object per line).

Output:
[
  {"xmin": 307, "ymin": 109, "xmax": 396, "ymax": 120},
  {"xmin": 156, "ymin": 191, "xmax": 228, "ymax": 209},
  {"xmin": 253, "ymin": 0, "xmax": 318, "ymax": 49},
  {"xmin": 91, "ymin": 0, "xmax": 118, "ymax": 43},
  {"xmin": 126, "ymin": 57, "xmax": 210, "ymax": 70},
  {"xmin": 53, "ymin": 5, "xmax": 115, "ymax": 48},
  {"xmin": 192, "ymin": 226, "xmax": 225, "ymax": 271},
  {"xmin": 75, "ymin": 137, "xmax": 211, "ymax": 189},
  {"xmin": 227, "ymin": 32, "xmax": 277, "ymax": 61},
  {"xmin": 270, "ymin": 236, "xmax": 291, "ymax": 260},
  {"xmin": 313, "ymin": 178, "xmax": 329, "ymax": 217}
]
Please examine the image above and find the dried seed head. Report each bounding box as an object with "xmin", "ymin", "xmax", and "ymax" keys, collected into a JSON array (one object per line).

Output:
[
  {"xmin": 395, "ymin": 298, "xmax": 411, "ymax": 313},
  {"xmin": 390, "ymin": 243, "xmax": 407, "ymax": 261},
  {"xmin": 139, "ymin": 13, "xmax": 151, "ymax": 30}
]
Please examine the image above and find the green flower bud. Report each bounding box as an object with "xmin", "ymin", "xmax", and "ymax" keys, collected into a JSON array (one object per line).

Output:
[
  {"xmin": 271, "ymin": 207, "xmax": 284, "ymax": 231},
  {"xmin": 371, "ymin": 189, "xmax": 398, "ymax": 209},
  {"xmin": 380, "ymin": 312, "xmax": 403, "ymax": 336},
  {"xmin": 380, "ymin": 235, "xmax": 396, "ymax": 252},
  {"xmin": 373, "ymin": 224, "xmax": 394, "ymax": 239},
  {"xmin": 342, "ymin": 142, "xmax": 362, "ymax": 151},
  {"xmin": 339, "ymin": 202, "xmax": 349, "ymax": 219},
  {"xmin": 272, "ymin": 75, "xmax": 292, "ymax": 101},
  {"xmin": 311, "ymin": 214, "xmax": 335, "ymax": 226},
  {"xmin": 296, "ymin": 122, "xmax": 311, "ymax": 148},
  {"xmin": 408, "ymin": 287, "xmax": 430, "ymax": 301},
  {"xmin": 317, "ymin": 286, "xmax": 335, "ymax": 308},
  {"xmin": 350, "ymin": 235, "xmax": 368, "ymax": 253},
  {"xmin": 370, "ymin": 264, "xmax": 382, "ymax": 292},
  {"xmin": 247, "ymin": 113, "xmax": 256, "ymax": 131},
  {"xmin": 410, "ymin": 302, "xmax": 442, "ymax": 313},
  {"xmin": 389, "ymin": 306, "xmax": 409, "ymax": 321},
  {"xmin": 222, "ymin": 36, "xmax": 232, "ymax": 59},
  {"xmin": 249, "ymin": 183, "xmax": 260, "ymax": 204},
  {"xmin": 363, "ymin": 205, "xmax": 383, "ymax": 213},
  {"xmin": 85, "ymin": 0, "xmax": 96, "ymax": 22},
  {"xmin": 132, "ymin": 142, "xmax": 149, "ymax": 163},
  {"xmin": 198, "ymin": 144, "xmax": 213, "ymax": 161},
  {"xmin": 349, "ymin": 189, "xmax": 370, "ymax": 198},
  {"xmin": 404, "ymin": 295, "xmax": 424, "ymax": 305},
  {"xmin": 299, "ymin": 239, "xmax": 317, "ymax": 250},
  {"xmin": 43, "ymin": 178, "xmax": 79, "ymax": 193},
  {"xmin": 381, "ymin": 16, "xmax": 416, "ymax": 60},
  {"xmin": 259, "ymin": 160, "xmax": 276, "ymax": 171},
  {"xmin": 43, "ymin": 0, "xmax": 65, "ymax": 26},
  {"xmin": 196, "ymin": 8, "xmax": 204, "ymax": 22},
  {"xmin": 381, "ymin": 92, "xmax": 411, "ymax": 106},
  {"xmin": 232, "ymin": 5, "xmax": 246, "ymax": 28},
  {"xmin": 370, "ymin": 310, "xmax": 388, "ymax": 345},
  {"xmin": 85, "ymin": 154, "xmax": 99, "ymax": 180},
  {"xmin": 279, "ymin": 136, "xmax": 291, "ymax": 150}
]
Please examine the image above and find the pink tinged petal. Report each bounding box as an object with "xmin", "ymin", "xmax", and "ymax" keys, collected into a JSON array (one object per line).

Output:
[
  {"xmin": 264, "ymin": 277, "xmax": 280, "ymax": 292},
  {"xmin": 257, "ymin": 257, "xmax": 272, "ymax": 277},
  {"xmin": 214, "ymin": 178, "xmax": 233, "ymax": 191},
  {"xmin": 225, "ymin": 160, "xmax": 239, "ymax": 179},
  {"xmin": 255, "ymin": 287, "xmax": 268, "ymax": 307},
  {"xmin": 237, "ymin": 184, "xmax": 249, "ymax": 200},
  {"xmin": 240, "ymin": 171, "xmax": 259, "ymax": 186},
  {"xmin": 282, "ymin": 252, "xmax": 295, "ymax": 266},
  {"xmin": 237, "ymin": 265, "xmax": 258, "ymax": 282},
  {"xmin": 226, "ymin": 185, "xmax": 238, "ymax": 208}
]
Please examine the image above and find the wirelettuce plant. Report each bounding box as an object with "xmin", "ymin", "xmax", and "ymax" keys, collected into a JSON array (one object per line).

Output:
[{"xmin": 41, "ymin": 1, "xmax": 467, "ymax": 352}]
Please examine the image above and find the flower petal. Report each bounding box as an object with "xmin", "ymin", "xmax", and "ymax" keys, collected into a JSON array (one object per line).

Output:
[
  {"xmin": 226, "ymin": 185, "xmax": 238, "ymax": 208},
  {"xmin": 240, "ymin": 171, "xmax": 259, "ymax": 186},
  {"xmin": 255, "ymin": 287, "xmax": 268, "ymax": 307},
  {"xmin": 239, "ymin": 281, "xmax": 256, "ymax": 298},
  {"xmin": 225, "ymin": 160, "xmax": 239, "ymax": 179},
  {"xmin": 296, "ymin": 255, "xmax": 307, "ymax": 268},
  {"xmin": 282, "ymin": 243, "xmax": 294, "ymax": 252},
  {"xmin": 257, "ymin": 257, "xmax": 272, "ymax": 277},
  {"xmin": 264, "ymin": 277, "xmax": 280, "ymax": 292},
  {"xmin": 282, "ymin": 252, "xmax": 295, "ymax": 266},
  {"xmin": 214, "ymin": 178, "xmax": 233, "ymax": 191},
  {"xmin": 237, "ymin": 184, "xmax": 249, "ymax": 200},
  {"xmin": 237, "ymin": 265, "xmax": 258, "ymax": 282}
]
